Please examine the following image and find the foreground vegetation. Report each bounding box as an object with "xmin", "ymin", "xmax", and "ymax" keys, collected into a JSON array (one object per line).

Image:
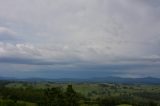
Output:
[{"xmin": 0, "ymin": 80, "xmax": 160, "ymax": 106}]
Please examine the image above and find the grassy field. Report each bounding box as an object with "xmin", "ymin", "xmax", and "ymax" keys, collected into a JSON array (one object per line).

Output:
[{"xmin": 1, "ymin": 81, "xmax": 160, "ymax": 106}]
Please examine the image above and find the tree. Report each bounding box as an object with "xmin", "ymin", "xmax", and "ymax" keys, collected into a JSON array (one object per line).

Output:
[
  {"xmin": 43, "ymin": 87, "xmax": 66, "ymax": 106},
  {"xmin": 65, "ymin": 85, "xmax": 80, "ymax": 106}
]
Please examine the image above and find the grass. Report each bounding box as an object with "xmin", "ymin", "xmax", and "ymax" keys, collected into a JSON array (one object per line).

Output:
[
  {"xmin": 0, "ymin": 99, "xmax": 37, "ymax": 106},
  {"xmin": 5, "ymin": 82, "xmax": 160, "ymax": 105},
  {"xmin": 117, "ymin": 104, "xmax": 132, "ymax": 106}
]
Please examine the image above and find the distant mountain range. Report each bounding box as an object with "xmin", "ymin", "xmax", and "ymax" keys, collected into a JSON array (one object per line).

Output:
[{"xmin": 0, "ymin": 76, "xmax": 160, "ymax": 84}]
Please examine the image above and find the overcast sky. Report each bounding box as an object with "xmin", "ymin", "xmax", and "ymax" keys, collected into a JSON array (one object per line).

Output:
[{"xmin": 0, "ymin": 0, "xmax": 160, "ymax": 78}]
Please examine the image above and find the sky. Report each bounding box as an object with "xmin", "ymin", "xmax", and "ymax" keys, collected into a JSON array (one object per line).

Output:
[{"xmin": 0, "ymin": 0, "xmax": 160, "ymax": 78}]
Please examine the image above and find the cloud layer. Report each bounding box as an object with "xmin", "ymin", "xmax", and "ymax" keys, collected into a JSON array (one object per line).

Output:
[{"xmin": 0, "ymin": 0, "xmax": 160, "ymax": 78}]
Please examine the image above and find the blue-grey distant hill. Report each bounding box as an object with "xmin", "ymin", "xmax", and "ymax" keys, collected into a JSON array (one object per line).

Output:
[{"xmin": 0, "ymin": 76, "xmax": 160, "ymax": 84}]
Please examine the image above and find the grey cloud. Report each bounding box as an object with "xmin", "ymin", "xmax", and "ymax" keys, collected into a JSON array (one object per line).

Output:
[
  {"xmin": 0, "ymin": 56, "xmax": 71, "ymax": 65},
  {"xmin": 0, "ymin": 0, "xmax": 160, "ymax": 77},
  {"xmin": 134, "ymin": 0, "xmax": 160, "ymax": 7},
  {"xmin": 0, "ymin": 27, "xmax": 17, "ymax": 41}
]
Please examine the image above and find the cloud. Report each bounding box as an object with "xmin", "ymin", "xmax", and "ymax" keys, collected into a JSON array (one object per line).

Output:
[
  {"xmin": 0, "ymin": 27, "xmax": 17, "ymax": 41},
  {"xmin": 0, "ymin": 42, "xmax": 40, "ymax": 57},
  {"xmin": 0, "ymin": 56, "xmax": 72, "ymax": 66},
  {"xmin": 0, "ymin": 0, "xmax": 160, "ymax": 78}
]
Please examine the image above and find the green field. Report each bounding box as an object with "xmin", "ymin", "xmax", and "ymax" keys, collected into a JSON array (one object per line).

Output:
[{"xmin": 0, "ymin": 81, "xmax": 160, "ymax": 106}]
